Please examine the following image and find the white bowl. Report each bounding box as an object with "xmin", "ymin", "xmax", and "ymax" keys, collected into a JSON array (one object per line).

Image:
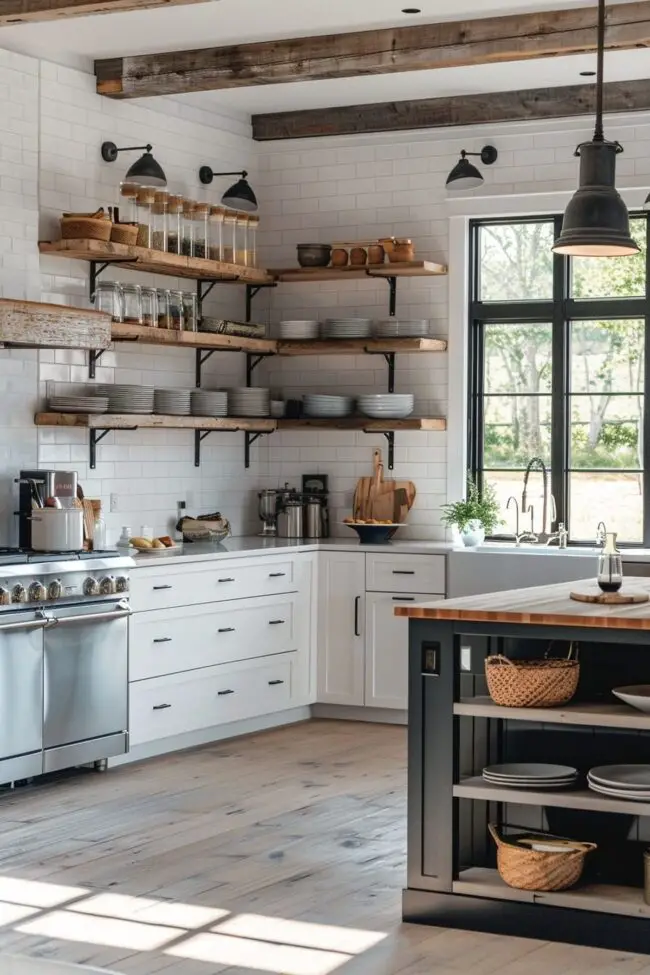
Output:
[{"xmin": 612, "ymin": 686, "xmax": 650, "ymax": 713}]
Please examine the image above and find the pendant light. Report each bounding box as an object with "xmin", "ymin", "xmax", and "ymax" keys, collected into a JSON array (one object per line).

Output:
[
  {"xmin": 101, "ymin": 142, "xmax": 167, "ymax": 188},
  {"xmin": 198, "ymin": 166, "xmax": 258, "ymax": 212},
  {"xmin": 446, "ymin": 146, "xmax": 498, "ymax": 191},
  {"xmin": 553, "ymin": 0, "xmax": 638, "ymax": 257}
]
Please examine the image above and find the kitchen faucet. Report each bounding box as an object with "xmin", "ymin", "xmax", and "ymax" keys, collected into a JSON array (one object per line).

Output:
[
  {"xmin": 521, "ymin": 457, "xmax": 553, "ymax": 542},
  {"xmin": 506, "ymin": 496, "xmax": 520, "ymax": 538},
  {"xmin": 596, "ymin": 521, "xmax": 608, "ymax": 546}
]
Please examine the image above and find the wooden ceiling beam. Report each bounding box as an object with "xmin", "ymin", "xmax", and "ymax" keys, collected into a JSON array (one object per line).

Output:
[
  {"xmin": 251, "ymin": 79, "xmax": 650, "ymax": 141},
  {"xmin": 95, "ymin": 1, "xmax": 650, "ymax": 99},
  {"xmin": 0, "ymin": 0, "xmax": 206, "ymax": 26}
]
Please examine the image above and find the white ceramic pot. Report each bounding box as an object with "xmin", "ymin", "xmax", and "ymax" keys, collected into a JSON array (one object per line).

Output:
[
  {"xmin": 31, "ymin": 508, "xmax": 84, "ymax": 552},
  {"xmin": 459, "ymin": 520, "xmax": 486, "ymax": 548}
]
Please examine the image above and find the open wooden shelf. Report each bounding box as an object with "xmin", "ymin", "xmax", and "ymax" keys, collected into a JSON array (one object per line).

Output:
[
  {"xmin": 454, "ymin": 868, "xmax": 650, "ymax": 920},
  {"xmin": 34, "ymin": 412, "xmax": 276, "ymax": 432},
  {"xmin": 276, "ymin": 337, "xmax": 447, "ymax": 355},
  {"xmin": 39, "ymin": 239, "xmax": 274, "ymax": 285},
  {"xmin": 278, "ymin": 417, "xmax": 446, "ymax": 432},
  {"xmin": 455, "ymin": 697, "xmax": 650, "ymax": 731},
  {"xmin": 0, "ymin": 298, "xmax": 111, "ymax": 350},
  {"xmin": 268, "ymin": 260, "xmax": 447, "ymax": 282},
  {"xmin": 455, "ymin": 776, "xmax": 650, "ymax": 816},
  {"xmin": 112, "ymin": 322, "xmax": 276, "ymax": 355}
]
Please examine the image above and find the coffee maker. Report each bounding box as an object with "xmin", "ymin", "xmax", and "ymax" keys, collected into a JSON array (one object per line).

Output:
[{"xmin": 17, "ymin": 469, "xmax": 78, "ymax": 548}]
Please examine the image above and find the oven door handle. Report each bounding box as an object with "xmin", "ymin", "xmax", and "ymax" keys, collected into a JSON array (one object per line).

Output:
[
  {"xmin": 0, "ymin": 618, "xmax": 49, "ymax": 633},
  {"xmin": 50, "ymin": 603, "xmax": 131, "ymax": 627}
]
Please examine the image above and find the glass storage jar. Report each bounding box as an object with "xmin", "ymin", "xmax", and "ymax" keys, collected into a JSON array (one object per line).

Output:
[
  {"xmin": 94, "ymin": 280, "xmax": 123, "ymax": 321},
  {"xmin": 135, "ymin": 187, "xmax": 156, "ymax": 248},
  {"xmin": 141, "ymin": 286, "xmax": 158, "ymax": 327},
  {"xmin": 248, "ymin": 213, "xmax": 259, "ymax": 267},
  {"xmin": 157, "ymin": 288, "xmax": 171, "ymax": 329},
  {"xmin": 193, "ymin": 202, "xmax": 210, "ymax": 259},
  {"xmin": 119, "ymin": 182, "xmax": 138, "ymax": 223},
  {"xmin": 168, "ymin": 289, "xmax": 184, "ymax": 331},
  {"xmin": 222, "ymin": 209, "xmax": 237, "ymax": 263},
  {"xmin": 236, "ymin": 213, "xmax": 249, "ymax": 265},
  {"xmin": 151, "ymin": 191, "xmax": 169, "ymax": 252},
  {"xmin": 181, "ymin": 199, "xmax": 195, "ymax": 256},
  {"xmin": 209, "ymin": 205, "xmax": 224, "ymax": 261},
  {"xmin": 121, "ymin": 284, "xmax": 142, "ymax": 324},
  {"xmin": 167, "ymin": 195, "xmax": 184, "ymax": 255},
  {"xmin": 182, "ymin": 292, "xmax": 198, "ymax": 332}
]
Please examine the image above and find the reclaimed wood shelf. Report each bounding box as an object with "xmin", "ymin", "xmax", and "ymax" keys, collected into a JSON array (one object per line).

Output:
[
  {"xmin": 268, "ymin": 260, "xmax": 447, "ymax": 282},
  {"xmin": 276, "ymin": 337, "xmax": 447, "ymax": 355},
  {"xmin": 278, "ymin": 416, "xmax": 446, "ymax": 431},
  {"xmin": 454, "ymin": 868, "xmax": 650, "ymax": 920},
  {"xmin": 454, "ymin": 776, "xmax": 650, "ymax": 816},
  {"xmin": 39, "ymin": 239, "xmax": 274, "ymax": 284},
  {"xmin": 112, "ymin": 322, "xmax": 276, "ymax": 355},
  {"xmin": 455, "ymin": 697, "xmax": 650, "ymax": 730},
  {"xmin": 0, "ymin": 298, "xmax": 111, "ymax": 350},
  {"xmin": 35, "ymin": 412, "xmax": 275, "ymax": 432}
]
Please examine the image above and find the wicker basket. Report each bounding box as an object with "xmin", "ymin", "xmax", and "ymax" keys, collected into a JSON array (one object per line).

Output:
[
  {"xmin": 110, "ymin": 222, "xmax": 139, "ymax": 245},
  {"xmin": 485, "ymin": 649, "xmax": 579, "ymax": 708},
  {"xmin": 489, "ymin": 824, "xmax": 596, "ymax": 891},
  {"xmin": 61, "ymin": 210, "xmax": 112, "ymax": 242}
]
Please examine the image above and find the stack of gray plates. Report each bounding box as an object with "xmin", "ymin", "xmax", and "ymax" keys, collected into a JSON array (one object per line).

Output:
[
  {"xmin": 191, "ymin": 390, "xmax": 228, "ymax": 417},
  {"xmin": 357, "ymin": 393, "xmax": 414, "ymax": 419},
  {"xmin": 279, "ymin": 320, "xmax": 320, "ymax": 340},
  {"xmin": 587, "ymin": 765, "xmax": 650, "ymax": 799},
  {"xmin": 107, "ymin": 384, "xmax": 154, "ymax": 414},
  {"xmin": 304, "ymin": 394, "xmax": 354, "ymax": 418},
  {"xmin": 48, "ymin": 395, "xmax": 108, "ymax": 414},
  {"xmin": 374, "ymin": 319, "xmax": 430, "ymax": 338},
  {"xmin": 323, "ymin": 319, "xmax": 373, "ymax": 339},
  {"xmin": 229, "ymin": 387, "xmax": 270, "ymax": 417},
  {"xmin": 154, "ymin": 388, "xmax": 192, "ymax": 416},
  {"xmin": 482, "ymin": 763, "xmax": 578, "ymax": 790}
]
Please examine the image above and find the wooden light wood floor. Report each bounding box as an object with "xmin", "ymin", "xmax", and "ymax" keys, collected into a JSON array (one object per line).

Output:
[{"xmin": 0, "ymin": 720, "xmax": 649, "ymax": 975}]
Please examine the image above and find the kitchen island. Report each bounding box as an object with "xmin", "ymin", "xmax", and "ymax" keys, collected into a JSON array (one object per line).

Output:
[{"xmin": 396, "ymin": 579, "xmax": 650, "ymax": 954}]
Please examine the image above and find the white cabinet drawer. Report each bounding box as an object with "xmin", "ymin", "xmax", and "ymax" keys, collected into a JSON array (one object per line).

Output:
[
  {"xmin": 365, "ymin": 553, "xmax": 445, "ymax": 595},
  {"xmin": 129, "ymin": 653, "xmax": 296, "ymax": 745},
  {"xmin": 131, "ymin": 557, "xmax": 297, "ymax": 612},
  {"xmin": 130, "ymin": 594, "xmax": 299, "ymax": 681}
]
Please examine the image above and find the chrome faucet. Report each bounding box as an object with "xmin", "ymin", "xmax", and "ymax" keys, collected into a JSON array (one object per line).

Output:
[
  {"xmin": 596, "ymin": 521, "xmax": 608, "ymax": 546},
  {"xmin": 522, "ymin": 457, "xmax": 552, "ymax": 542},
  {"xmin": 506, "ymin": 496, "xmax": 520, "ymax": 538},
  {"xmin": 515, "ymin": 503, "xmax": 539, "ymax": 546},
  {"xmin": 546, "ymin": 523, "xmax": 568, "ymax": 548}
]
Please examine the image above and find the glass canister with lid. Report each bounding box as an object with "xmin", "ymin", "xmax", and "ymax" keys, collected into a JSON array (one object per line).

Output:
[
  {"xmin": 209, "ymin": 205, "xmax": 225, "ymax": 262},
  {"xmin": 94, "ymin": 280, "xmax": 123, "ymax": 321},
  {"xmin": 236, "ymin": 212, "xmax": 249, "ymax": 265},
  {"xmin": 141, "ymin": 286, "xmax": 158, "ymax": 327},
  {"xmin": 119, "ymin": 182, "xmax": 139, "ymax": 224},
  {"xmin": 168, "ymin": 289, "xmax": 184, "ymax": 331},
  {"xmin": 167, "ymin": 195, "xmax": 184, "ymax": 255},
  {"xmin": 121, "ymin": 284, "xmax": 143, "ymax": 324},
  {"xmin": 157, "ymin": 288, "xmax": 171, "ymax": 329},
  {"xmin": 136, "ymin": 186, "xmax": 156, "ymax": 248},
  {"xmin": 248, "ymin": 213, "xmax": 260, "ymax": 267},
  {"xmin": 151, "ymin": 190, "xmax": 169, "ymax": 252},
  {"xmin": 193, "ymin": 202, "xmax": 210, "ymax": 259},
  {"xmin": 222, "ymin": 209, "xmax": 237, "ymax": 263},
  {"xmin": 181, "ymin": 199, "xmax": 195, "ymax": 256},
  {"xmin": 182, "ymin": 292, "xmax": 198, "ymax": 332}
]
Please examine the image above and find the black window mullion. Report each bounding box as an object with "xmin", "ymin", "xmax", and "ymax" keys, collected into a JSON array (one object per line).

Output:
[{"xmin": 552, "ymin": 214, "xmax": 569, "ymax": 535}]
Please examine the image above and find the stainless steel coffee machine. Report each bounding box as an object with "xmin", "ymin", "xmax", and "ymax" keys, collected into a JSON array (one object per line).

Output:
[{"xmin": 17, "ymin": 469, "xmax": 78, "ymax": 548}]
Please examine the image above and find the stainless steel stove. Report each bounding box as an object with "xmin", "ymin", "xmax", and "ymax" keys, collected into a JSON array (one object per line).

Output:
[{"xmin": 0, "ymin": 550, "xmax": 135, "ymax": 786}]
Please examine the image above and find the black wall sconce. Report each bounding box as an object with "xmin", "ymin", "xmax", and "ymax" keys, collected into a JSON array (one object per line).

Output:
[
  {"xmin": 199, "ymin": 167, "xmax": 258, "ymax": 211},
  {"xmin": 446, "ymin": 146, "xmax": 498, "ymax": 191},
  {"xmin": 101, "ymin": 141, "xmax": 167, "ymax": 187}
]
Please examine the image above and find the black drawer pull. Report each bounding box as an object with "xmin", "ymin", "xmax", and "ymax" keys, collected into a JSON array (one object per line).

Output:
[
  {"xmin": 153, "ymin": 703, "xmax": 171, "ymax": 710},
  {"xmin": 268, "ymin": 679, "xmax": 285, "ymax": 686},
  {"xmin": 153, "ymin": 637, "xmax": 172, "ymax": 643},
  {"xmin": 269, "ymin": 619, "xmax": 286, "ymax": 625},
  {"xmin": 153, "ymin": 584, "xmax": 172, "ymax": 590},
  {"xmin": 269, "ymin": 572, "xmax": 286, "ymax": 578},
  {"xmin": 218, "ymin": 689, "xmax": 234, "ymax": 696},
  {"xmin": 218, "ymin": 627, "xmax": 236, "ymax": 633},
  {"xmin": 392, "ymin": 570, "xmax": 415, "ymax": 575},
  {"xmin": 392, "ymin": 596, "xmax": 415, "ymax": 602},
  {"xmin": 218, "ymin": 577, "xmax": 235, "ymax": 583}
]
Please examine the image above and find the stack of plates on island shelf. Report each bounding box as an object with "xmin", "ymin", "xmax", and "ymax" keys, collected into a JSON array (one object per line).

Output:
[
  {"xmin": 153, "ymin": 388, "xmax": 192, "ymax": 416},
  {"xmin": 357, "ymin": 393, "xmax": 414, "ymax": 419},
  {"xmin": 587, "ymin": 765, "xmax": 650, "ymax": 799},
  {"xmin": 482, "ymin": 763, "xmax": 579, "ymax": 790},
  {"xmin": 106, "ymin": 384, "xmax": 154, "ymax": 414},
  {"xmin": 374, "ymin": 319, "xmax": 430, "ymax": 338},
  {"xmin": 191, "ymin": 390, "xmax": 228, "ymax": 417},
  {"xmin": 228, "ymin": 387, "xmax": 270, "ymax": 417},
  {"xmin": 323, "ymin": 318, "xmax": 373, "ymax": 339},
  {"xmin": 48, "ymin": 395, "xmax": 109, "ymax": 414},
  {"xmin": 303, "ymin": 393, "xmax": 354, "ymax": 418},
  {"xmin": 279, "ymin": 320, "xmax": 320, "ymax": 340}
]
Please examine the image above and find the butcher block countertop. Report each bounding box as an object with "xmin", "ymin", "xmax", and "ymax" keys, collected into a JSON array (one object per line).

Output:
[{"xmin": 395, "ymin": 578, "xmax": 650, "ymax": 630}]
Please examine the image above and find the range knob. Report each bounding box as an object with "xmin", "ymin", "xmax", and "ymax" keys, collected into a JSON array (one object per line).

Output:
[
  {"xmin": 11, "ymin": 584, "xmax": 27, "ymax": 604},
  {"xmin": 28, "ymin": 581, "xmax": 46, "ymax": 603},
  {"xmin": 48, "ymin": 579, "xmax": 63, "ymax": 600},
  {"xmin": 0, "ymin": 586, "xmax": 10, "ymax": 606},
  {"xmin": 83, "ymin": 577, "xmax": 100, "ymax": 597},
  {"xmin": 115, "ymin": 576, "xmax": 129, "ymax": 594},
  {"xmin": 100, "ymin": 576, "xmax": 116, "ymax": 595}
]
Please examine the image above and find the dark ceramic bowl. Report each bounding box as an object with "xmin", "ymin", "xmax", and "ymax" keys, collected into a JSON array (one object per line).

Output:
[
  {"xmin": 297, "ymin": 243, "xmax": 332, "ymax": 267},
  {"xmin": 342, "ymin": 523, "xmax": 403, "ymax": 544}
]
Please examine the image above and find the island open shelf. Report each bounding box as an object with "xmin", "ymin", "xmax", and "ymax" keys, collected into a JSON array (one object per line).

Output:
[{"xmin": 455, "ymin": 696, "xmax": 650, "ymax": 730}]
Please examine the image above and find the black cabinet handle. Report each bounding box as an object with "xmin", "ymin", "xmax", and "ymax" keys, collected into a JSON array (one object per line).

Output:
[
  {"xmin": 354, "ymin": 595, "xmax": 361, "ymax": 636},
  {"xmin": 218, "ymin": 627, "xmax": 236, "ymax": 633},
  {"xmin": 218, "ymin": 577, "xmax": 235, "ymax": 583},
  {"xmin": 153, "ymin": 584, "xmax": 172, "ymax": 590},
  {"xmin": 153, "ymin": 637, "xmax": 172, "ymax": 643},
  {"xmin": 268, "ymin": 679, "xmax": 284, "ymax": 686},
  {"xmin": 392, "ymin": 570, "xmax": 415, "ymax": 575},
  {"xmin": 153, "ymin": 703, "xmax": 171, "ymax": 710},
  {"xmin": 392, "ymin": 596, "xmax": 415, "ymax": 602},
  {"xmin": 218, "ymin": 689, "xmax": 234, "ymax": 696},
  {"xmin": 269, "ymin": 619, "xmax": 286, "ymax": 625},
  {"xmin": 269, "ymin": 572, "xmax": 286, "ymax": 578}
]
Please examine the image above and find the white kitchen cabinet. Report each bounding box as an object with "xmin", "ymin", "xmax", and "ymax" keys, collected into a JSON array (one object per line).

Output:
[{"xmin": 317, "ymin": 551, "xmax": 366, "ymax": 706}]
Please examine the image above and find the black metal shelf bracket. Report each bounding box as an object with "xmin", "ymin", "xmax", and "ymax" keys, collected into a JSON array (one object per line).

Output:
[
  {"xmin": 382, "ymin": 431, "xmax": 395, "ymax": 470},
  {"xmin": 245, "ymin": 282, "xmax": 276, "ymax": 322},
  {"xmin": 361, "ymin": 350, "xmax": 396, "ymax": 392},
  {"xmin": 195, "ymin": 348, "xmax": 214, "ymax": 387},
  {"xmin": 245, "ymin": 430, "xmax": 270, "ymax": 468},
  {"xmin": 194, "ymin": 429, "xmax": 214, "ymax": 467},
  {"xmin": 88, "ymin": 348, "xmax": 107, "ymax": 380},
  {"xmin": 386, "ymin": 275, "xmax": 397, "ymax": 317},
  {"xmin": 89, "ymin": 428, "xmax": 109, "ymax": 469},
  {"xmin": 246, "ymin": 352, "xmax": 272, "ymax": 386},
  {"xmin": 89, "ymin": 260, "xmax": 115, "ymax": 303}
]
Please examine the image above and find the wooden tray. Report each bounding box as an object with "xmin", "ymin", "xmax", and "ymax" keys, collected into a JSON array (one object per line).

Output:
[{"xmin": 570, "ymin": 588, "xmax": 649, "ymax": 605}]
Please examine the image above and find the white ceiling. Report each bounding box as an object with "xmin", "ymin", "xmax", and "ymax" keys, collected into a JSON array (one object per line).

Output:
[{"xmin": 0, "ymin": 0, "xmax": 644, "ymax": 116}]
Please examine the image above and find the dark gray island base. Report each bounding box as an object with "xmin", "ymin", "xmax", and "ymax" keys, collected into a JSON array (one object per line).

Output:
[{"xmin": 398, "ymin": 579, "xmax": 650, "ymax": 954}]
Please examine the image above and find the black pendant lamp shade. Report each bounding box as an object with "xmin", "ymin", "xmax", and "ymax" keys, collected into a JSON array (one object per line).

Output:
[
  {"xmin": 101, "ymin": 141, "xmax": 167, "ymax": 187},
  {"xmin": 553, "ymin": 0, "xmax": 638, "ymax": 257},
  {"xmin": 446, "ymin": 146, "xmax": 498, "ymax": 191},
  {"xmin": 199, "ymin": 166, "xmax": 258, "ymax": 212}
]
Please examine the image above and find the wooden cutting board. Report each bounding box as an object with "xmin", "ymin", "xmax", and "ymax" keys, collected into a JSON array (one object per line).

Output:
[
  {"xmin": 353, "ymin": 449, "xmax": 416, "ymax": 521},
  {"xmin": 570, "ymin": 588, "xmax": 649, "ymax": 605}
]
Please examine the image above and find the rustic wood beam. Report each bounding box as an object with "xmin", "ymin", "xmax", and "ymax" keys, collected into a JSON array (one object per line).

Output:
[
  {"xmin": 0, "ymin": 0, "xmax": 206, "ymax": 26},
  {"xmin": 252, "ymin": 79, "xmax": 650, "ymax": 141},
  {"xmin": 95, "ymin": 1, "xmax": 650, "ymax": 99}
]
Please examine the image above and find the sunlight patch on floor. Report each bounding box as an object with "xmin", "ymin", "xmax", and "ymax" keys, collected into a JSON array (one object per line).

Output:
[
  {"xmin": 215, "ymin": 913, "xmax": 386, "ymax": 953},
  {"xmin": 165, "ymin": 931, "xmax": 352, "ymax": 975},
  {"xmin": 0, "ymin": 902, "xmax": 39, "ymax": 926},
  {"xmin": 0, "ymin": 878, "xmax": 87, "ymax": 909},
  {"xmin": 16, "ymin": 911, "xmax": 182, "ymax": 952},
  {"xmin": 72, "ymin": 892, "xmax": 228, "ymax": 929}
]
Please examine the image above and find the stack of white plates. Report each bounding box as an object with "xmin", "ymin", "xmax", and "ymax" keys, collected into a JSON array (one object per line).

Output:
[
  {"xmin": 482, "ymin": 763, "xmax": 579, "ymax": 790},
  {"xmin": 229, "ymin": 387, "xmax": 270, "ymax": 417},
  {"xmin": 279, "ymin": 320, "xmax": 320, "ymax": 340},
  {"xmin": 374, "ymin": 319, "xmax": 430, "ymax": 338},
  {"xmin": 48, "ymin": 395, "xmax": 108, "ymax": 414},
  {"xmin": 107, "ymin": 384, "xmax": 154, "ymax": 414},
  {"xmin": 323, "ymin": 319, "xmax": 373, "ymax": 339},
  {"xmin": 357, "ymin": 393, "xmax": 414, "ymax": 419},
  {"xmin": 587, "ymin": 765, "xmax": 650, "ymax": 799},
  {"xmin": 191, "ymin": 390, "xmax": 228, "ymax": 417},
  {"xmin": 304, "ymin": 394, "xmax": 354, "ymax": 418},
  {"xmin": 154, "ymin": 388, "xmax": 192, "ymax": 416}
]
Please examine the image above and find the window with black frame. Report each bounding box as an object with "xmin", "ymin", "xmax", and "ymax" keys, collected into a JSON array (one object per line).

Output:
[{"xmin": 468, "ymin": 215, "xmax": 649, "ymax": 545}]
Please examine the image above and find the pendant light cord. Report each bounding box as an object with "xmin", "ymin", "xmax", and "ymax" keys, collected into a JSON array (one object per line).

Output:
[{"xmin": 594, "ymin": 0, "xmax": 605, "ymax": 141}]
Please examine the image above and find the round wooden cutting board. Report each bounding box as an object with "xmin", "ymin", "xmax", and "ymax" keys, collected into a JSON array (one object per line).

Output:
[{"xmin": 570, "ymin": 587, "xmax": 650, "ymax": 605}]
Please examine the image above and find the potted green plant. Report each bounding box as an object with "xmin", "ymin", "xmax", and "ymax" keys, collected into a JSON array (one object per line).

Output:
[{"xmin": 441, "ymin": 476, "xmax": 503, "ymax": 547}]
